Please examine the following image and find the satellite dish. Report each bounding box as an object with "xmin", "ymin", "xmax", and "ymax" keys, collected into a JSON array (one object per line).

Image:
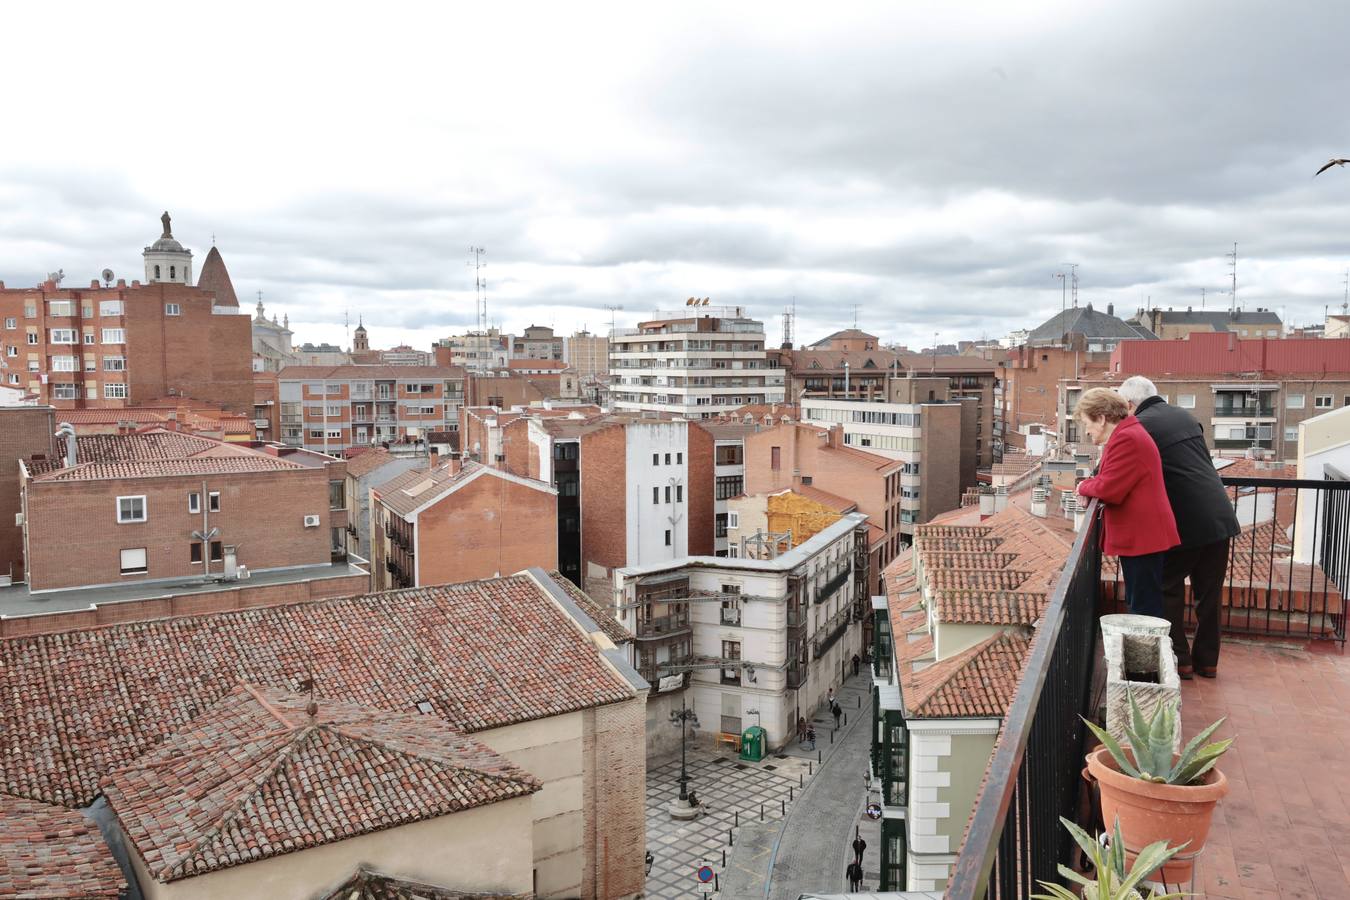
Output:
[{"xmin": 101, "ymin": 268, "xmax": 114, "ymax": 287}]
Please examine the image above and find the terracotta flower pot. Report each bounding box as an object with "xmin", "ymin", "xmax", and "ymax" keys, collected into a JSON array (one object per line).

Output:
[{"xmin": 1084, "ymin": 745, "xmax": 1228, "ymax": 884}]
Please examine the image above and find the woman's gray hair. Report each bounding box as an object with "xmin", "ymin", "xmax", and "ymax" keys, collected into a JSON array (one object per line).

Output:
[{"xmin": 1118, "ymin": 376, "xmax": 1159, "ymax": 407}]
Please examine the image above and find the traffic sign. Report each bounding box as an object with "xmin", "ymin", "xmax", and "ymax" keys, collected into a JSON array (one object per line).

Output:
[
  {"xmin": 697, "ymin": 865, "xmax": 715, "ymax": 883},
  {"xmin": 865, "ymin": 801, "xmax": 883, "ymax": 820}
]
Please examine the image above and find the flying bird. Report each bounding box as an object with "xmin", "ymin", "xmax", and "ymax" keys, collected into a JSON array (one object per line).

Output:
[{"xmin": 1315, "ymin": 158, "xmax": 1350, "ymax": 176}]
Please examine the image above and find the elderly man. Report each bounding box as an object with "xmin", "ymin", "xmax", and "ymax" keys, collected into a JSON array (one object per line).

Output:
[{"xmin": 1117, "ymin": 376, "xmax": 1240, "ymax": 678}]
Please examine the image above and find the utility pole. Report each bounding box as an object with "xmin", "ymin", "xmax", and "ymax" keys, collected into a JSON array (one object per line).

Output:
[
  {"xmin": 604, "ymin": 304, "xmax": 624, "ymax": 336},
  {"xmin": 1342, "ymin": 270, "xmax": 1349, "ymax": 314},
  {"xmin": 1201, "ymin": 287, "xmax": 1206, "ymax": 310}
]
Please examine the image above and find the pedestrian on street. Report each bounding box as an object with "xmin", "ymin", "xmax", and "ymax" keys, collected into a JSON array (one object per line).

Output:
[
  {"xmin": 851, "ymin": 653, "xmax": 861, "ymax": 677},
  {"xmin": 796, "ymin": 715, "xmax": 806, "ymax": 744},
  {"xmin": 826, "ymin": 688, "xmax": 834, "ymax": 709},
  {"xmin": 831, "ymin": 702, "xmax": 842, "ymax": 729},
  {"xmin": 1075, "ymin": 388, "xmax": 1180, "ymax": 618},
  {"xmin": 805, "ymin": 725, "xmax": 816, "ymax": 750},
  {"xmin": 846, "ymin": 860, "xmax": 864, "ymax": 892},
  {"xmin": 852, "ymin": 833, "xmax": 867, "ymax": 864},
  {"xmin": 1119, "ymin": 376, "xmax": 1240, "ymax": 679}
]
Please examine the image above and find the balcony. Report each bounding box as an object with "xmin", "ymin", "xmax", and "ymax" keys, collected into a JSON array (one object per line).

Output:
[
  {"xmin": 813, "ymin": 610, "xmax": 851, "ymax": 660},
  {"xmin": 945, "ymin": 471, "xmax": 1350, "ymax": 898},
  {"xmin": 636, "ymin": 612, "xmax": 691, "ymax": 639},
  {"xmin": 815, "ymin": 567, "xmax": 850, "ymax": 604},
  {"xmin": 786, "ymin": 605, "xmax": 807, "ymax": 629},
  {"xmin": 1213, "ymin": 404, "xmax": 1276, "ymax": 418},
  {"xmin": 785, "ymin": 660, "xmax": 805, "ymax": 689},
  {"xmin": 720, "ymin": 607, "xmax": 742, "ymax": 626}
]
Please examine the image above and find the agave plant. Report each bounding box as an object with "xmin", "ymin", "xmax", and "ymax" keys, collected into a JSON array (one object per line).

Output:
[
  {"xmin": 1032, "ymin": 816, "xmax": 1188, "ymax": 900},
  {"xmin": 1084, "ymin": 689, "xmax": 1233, "ymax": 785}
]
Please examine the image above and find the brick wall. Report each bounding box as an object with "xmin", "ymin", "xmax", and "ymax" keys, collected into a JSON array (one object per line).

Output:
[
  {"xmin": 0, "ymin": 407, "xmax": 54, "ymax": 581},
  {"xmin": 586, "ymin": 697, "xmax": 648, "ymax": 899},
  {"xmin": 500, "ymin": 417, "xmax": 533, "ymax": 477},
  {"xmin": 24, "ymin": 466, "xmax": 334, "ymax": 591},
  {"xmin": 0, "ymin": 570, "xmax": 370, "ymax": 639},
  {"xmin": 687, "ymin": 423, "xmax": 715, "ymax": 556},
  {"xmin": 413, "ymin": 472, "xmax": 557, "ymax": 583},
  {"xmin": 580, "ymin": 424, "xmax": 628, "ymax": 571}
]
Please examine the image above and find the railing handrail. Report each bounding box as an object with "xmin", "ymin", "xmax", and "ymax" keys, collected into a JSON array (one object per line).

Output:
[{"xmin": 946, "ymin": 499, "xmax": 1100, "ymax": 898}]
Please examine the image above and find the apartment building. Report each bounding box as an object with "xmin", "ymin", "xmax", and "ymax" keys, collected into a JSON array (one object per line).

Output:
[
  {"xmin": 1025, "ymin": 301, "xmax": 1157, "ymax": 351},
  {"xmin": 609, "ymin": 306, "xmax": 786, "ymax": 417},
  {"xmin": 16, "ymin": 429, "xmax": 350, "ymax": 593},
  {"xmin": 744, "ymin": 421, "xmax": 907, "ymax": 597},
  {"xmin": 894, "ymin": 355, "xmax": 1000, "ymax": 468},
  {"xmin": 434, "ymin": 328, "xmax": 511, "ymax": 371},
  {"xmin": 604, "ymin": 512, "xmax": 870, "ymax": 757},
  {"xmin": 0, "ymin": 214, "xmax": 252, "ymax": 412},
  {"xmin": 513, "ymin": 324, "xmax": 564, "ymax": 360},
  {"xmin": 998, "ymin": 340, "xmax": 1111, "ymax": 452},
  {"xmin": 0, "ymin": 569, "xmax": 649, "ymax": 899},
  {"xmin": 0, "ymin": 406, "xmax": 55, "ymax": 585},
  {"xmin": 563, "ymin": 330, "xmax": 610, "ymax": 379},
  {"xmin": 370, "ymin": 458, "xmax": 557, "ymax": 589},
  {"xmin": 871, "ymin": 483, "xmax": 1074, "ymax": 892},
  {"xmin": 341, "ymin": 446, "xmax": 428, "ymax": 559},
  {"xmin": 465, "ymin": 362, "xmax": 580, "ymax": 407},
  {"xmin": 1129, "ymin": 305, "xmax": 1283, "ymax": 340},
  {"xmin": 277, "ymin": 364, "xmax": 466, "ymax": 453},
  {"xmin": 1057, "ymin": 333, "xmax": 1350, "ymax": 459},
  {"xmin": 768, "ymin": 346, "xmax": 902, "ymax": 401}
]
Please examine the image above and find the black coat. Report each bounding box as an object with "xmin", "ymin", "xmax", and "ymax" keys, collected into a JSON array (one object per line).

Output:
[{"xmin": 1133, "ymin": 396, "xmax": 1240, "ymax": 548}]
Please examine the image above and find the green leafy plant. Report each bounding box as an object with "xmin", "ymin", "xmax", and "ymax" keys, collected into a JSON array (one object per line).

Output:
[
  {"xmin": 1084, "ymin": 690, "xmax": 1233, "ymax": 785},
  {"xmin": 1032, "ymin": 816, "xmax": 1188, "ymax": 900}
]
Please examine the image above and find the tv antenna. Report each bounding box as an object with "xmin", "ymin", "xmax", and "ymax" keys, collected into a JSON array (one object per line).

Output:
[
  {"xmin": 851, "ymin": 304, "xmax": 861, "ymax": 329},
  {"xmin": 604, "ymin": 304, "xmax": 624, "ymax": 336},
  {"xmin": 782, "ymin": 303, "xmax": 795, "ymax": 349},
  {"xmin": 1067, "ymin": 263, "xmax": 1079, "ymax": 308},
  {"xmin": 101, "ymin": 268, "xmax": 114, "ymax": 287},
  {"xmin": 1226, "ymin": 243, "xmax": 1238, "ymax": 312},
  {"xmin": 1342, "ymin": 269, "xmax": 1348, "ymax": 314},
  {"xmin": 468, "ymin": 246, "xmax": 487, "ymax": 340}
]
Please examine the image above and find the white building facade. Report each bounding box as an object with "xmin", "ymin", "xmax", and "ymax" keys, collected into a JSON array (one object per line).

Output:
[{"xmin": 609, "ymin": 307, "xmax": 785, "ymax": 418}]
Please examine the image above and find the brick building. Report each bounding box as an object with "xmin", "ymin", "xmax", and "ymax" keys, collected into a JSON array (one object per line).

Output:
[
  {"xmin": 467, "ymin": 364, "xmax": 580, "ymax": 407},
  {"xmin": 370, "ymin": 459, "xmax": 557, "ymax": 589},
  {"xmin": 0, "ymin": 569, "xmax": 649, "ymax": 899},
  {"xmin": 276, "ymin": 364, "xmax": 466, "ymax": 453},
  {"xmin": 0, "ymin": 406, "xmax": 55, "ymax": 584},
  {"xmin": 1058, "ymin": 333, "xmax": 1350, "ymax": 459},
  {"xmin": 894, "ymin": 354, "xmax": 1000, "ymax": 468},
  {"xmin": 563, "ymin": 330, "xmax": 609, "ymax": 379},
  {"xmin": 1128, "ymin": 306, "xmax": 1283, "ymax": 340},
  {"xmin": 0, "ymin": 213, "xmax": 252, "ymax": 413},
  {"xmin": 342, "ymin": 446, "xmax": 427, "ymax": 559},
  {"xmin": 998, "ymin": 340, "xmax": 1112, "ymax": 452},
  {"xmin": 18, "ymin": 429, "xmax": 349, "ymax": 592},
  {"xmin": 433, "ymin": 328, "xmax": 511, "ymax": 371}
]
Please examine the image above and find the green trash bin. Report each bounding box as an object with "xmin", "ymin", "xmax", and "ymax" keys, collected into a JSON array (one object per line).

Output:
[{"xmin": 739, "ymin": 725, "xmax": 766, "ymax": 762}]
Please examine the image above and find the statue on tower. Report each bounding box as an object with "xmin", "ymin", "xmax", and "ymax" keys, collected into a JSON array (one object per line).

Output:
[{"xmin": 160, "ymin": 211, "xmax": 172, "ymax": 238}]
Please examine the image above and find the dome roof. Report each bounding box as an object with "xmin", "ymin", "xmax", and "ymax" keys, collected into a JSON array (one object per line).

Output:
[{"xmin": 148, "ymin": 236, "xmax": 186, "ymax": 253}]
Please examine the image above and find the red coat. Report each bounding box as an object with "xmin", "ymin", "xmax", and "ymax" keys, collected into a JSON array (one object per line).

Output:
[{"xmin": 1077, "ymin": 416, "xmax": 1180, "ymax": 558}]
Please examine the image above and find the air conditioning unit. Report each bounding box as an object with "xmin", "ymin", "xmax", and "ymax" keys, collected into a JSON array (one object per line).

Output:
[
  {"xmin": 303, "ymin": 515, "xmax": 321, "ymax": 527},
  {"xmin": 13, "ymin": 513, "xmax": 23, "ymax": 526}
]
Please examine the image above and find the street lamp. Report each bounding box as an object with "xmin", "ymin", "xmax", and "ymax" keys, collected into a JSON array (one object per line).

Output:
[{"xmin": 669, "ymin": 695, "xmax": 699, "ymax": 804}]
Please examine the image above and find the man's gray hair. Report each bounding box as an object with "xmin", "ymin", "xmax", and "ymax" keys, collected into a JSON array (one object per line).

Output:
[{"xmin": 1118, "ymin": 376, "xmax": 1159, "ymax": 407}]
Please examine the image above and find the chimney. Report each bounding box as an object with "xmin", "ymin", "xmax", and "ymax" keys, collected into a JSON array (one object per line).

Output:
[
  {"xmin": 56, "ymin": 423, "xmax": 77, "ymax": 467},
  {"xmin": 428, "ymin": 448, "xmax": 440, "ymax": 470},
  {"xmin": 993, "ymin": 485, "xmax": 1009, "ymax": 513},
  {"xmin": 827, "ymin": 425, "xmax": 843, "ymax": 449},
  {"xmin": 1107, "ymin": 302, "xmax": 1114, "ymax": 317},
  {"xmin": 978, "ymin": 489, "xmax": 995, "ymax": 520},
  {"xmin": 1030, "ymin": 486, "xmax": 1048, "ymax": 518}
]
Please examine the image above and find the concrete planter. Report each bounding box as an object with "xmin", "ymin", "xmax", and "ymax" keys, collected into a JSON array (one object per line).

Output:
[{"xmin": 1103, "ymin": 629, "xmax": 1182, "ymax": 754}]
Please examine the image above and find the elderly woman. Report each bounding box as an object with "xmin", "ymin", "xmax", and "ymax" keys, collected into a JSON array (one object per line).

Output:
[{"xmin": 1075, "ymin": 387, "xmax": 1179, "ymax": 617}]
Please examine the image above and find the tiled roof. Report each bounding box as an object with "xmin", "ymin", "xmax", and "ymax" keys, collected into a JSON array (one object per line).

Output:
[
  {"xmin": 929, "ymin": 589, "xmax": 1047, "ymax": 625},
  {"xmin": 196, "ymin": 246, "xmax": 239, "ymax": 307},
  {"xmin": 893, "ymin": 353, "xmax": 998, "ymax": 373},
  {"xmin": 320, "ymin": 867, "xmax": 531, "ymax": 900},
  {"xmin": 808, "ymin": 328, "xmax": 879, "ymax": 346},
  {"xmin": 375, "ymin": 461, "xmax": 474, "ymax": 517},
  {"xmin": 905, "ymin": 631, "xmax": 1032, "ymax": 718},
  {"xmin": 791, "ymin": 484, "xmax": 857, "ymax": 512},
  {"xmin": 1028, "ymin": 305, "xmax": 1159, "ymax": 343},
  {"xmin": 921, "ymin": 551, "xmax": 1020, "ymax": 570},
  {"xmin": 104, "ymin": 685, "xmax": 540, "ymax": 883},
  {"xmin": 0, "ymin": 572, "xmax": 636, "ymax": 807},
  {"xmin": 344, "ymin": 447, "xmax": 397, "ymax": 478},
  {"xmin": 1213, "ymin": 457, "xmax": 1298, "ymax": 479},
  {"xmin": 554, "ymin": 580, "xmax": 634, "ymax": 645},
  {"xmin": 277, "ymin": 364, "xmax": 467, "ymax": 380},
  {"xmin": 33, "ymin": 454, "xmax": 304, "ymax": 481},
  {"xmin": 0, "ymin": 794, "xmax": 125, "ymax": 898},
  {"xmin": 925, "ymin": 569, "xmax": 1034, "ymax": 592}
]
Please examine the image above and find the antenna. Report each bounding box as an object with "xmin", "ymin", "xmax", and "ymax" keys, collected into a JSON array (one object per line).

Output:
[
  {"xmin": 468, "ymin": 247, "xmax": 487, "ymax": 364},
  {"xmin": 1068, "ymin": 263, "xmax": 1079, "ymax": 308},
  {"xmin": 100, "ymin": 268, "xmax": 114, "ymax": 287},
  {"xmin": 851, "ymin": 304, "xmax": 860, "ymax": 329},
  {"xmin": 344, "ymin": 308, "xmax": 350, "ymax": 350},
  {"xmin": 1201, "ymin": 287, "xmax": 1206, "ymax": 309},
  {"xmin": 1343, "ymin": 269, "xmax": 1348, "ymax": 315},
  {"xmin": 1227, "ymin": 243, "xmax": 1238, "ymax": 312},
  {"xmin": 604, "ymin": 304, "xmax": 624, "ymax": 336},
  {"xmin": 781, "ymin": 305, "xmax": 794, "ymax": 349}
]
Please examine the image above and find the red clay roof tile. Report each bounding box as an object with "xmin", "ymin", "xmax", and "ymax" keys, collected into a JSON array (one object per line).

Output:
[{"xmin": 0, "ymin": 794, "xmax": 125, "ymax": 898}]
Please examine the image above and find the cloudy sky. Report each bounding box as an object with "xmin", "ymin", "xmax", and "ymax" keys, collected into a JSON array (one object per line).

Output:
[{"xmin": 4, "ymin": 1, "xmax": 1350, "ymax": 351}]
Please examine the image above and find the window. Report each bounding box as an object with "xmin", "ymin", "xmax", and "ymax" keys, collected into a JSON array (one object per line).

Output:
[
  {"xmin": 103, "ymin": 357, "xmax": 126, "ymax": 371},
  {"xmin": 1177, "ymin": 394, "xmax": 1195, "ymax": 409},
  {"xmin": 1285, "ymin": 427, "xmax": 1299, "ymax": 442},
  {"xmin": 5, "ymin": 346, "xmax": 14, "ymax": 357},
  {"xmin": 83, "ymin": 333, "xmax": 94, "ymax": 344},
  {"xmin": 676, "ymin": 484, "xmax": 683, "ymax": 502},
  {"xmin": 653, "ymin": 453, "xmax": 659, "ymax": 466},
  {"xmin": 664, "ymin": 529, "xmax": 672, "ymax": 546},
  {"xmin": 101, "ymin": 328, "xmax": 125, "ymax": 344},
  {"xmin": 1315, "ymin": 395, "xmax": 1334, "ymax": 409},
  {"xmin": 664, "ymin": 485, "xmax": 671, "ymax": 503},
  {"xmin": 6, "ymin": 374, "xmax": 16, "ymax": 385},
  {"xmin": 169, "ymin": 265, "xmax": 176, "ymax": 280},
  {"xmin": 771, "ymin": 446, "xmax": 781, "ymax": 470},
  {"xmin": 1287, "ymin": 393, "xmax": 1305, "ymax": 409},
  {"xmin": 52, "ymin": 384, "xmax": 77, "ymax": 400},
  {"xmin": 208, "ymin": 492, "xmax": 221, "ymax": 512},
  {"xmin": 119, "ymin": 548, "xmax": 148, "ymax": 575},
  {"xmin": 329, "ymin": 481, "xmax": 345, "ymax": 509},
  {"xmin": 49, "ymin": 329, "xmax": 76, "ymax": 344},
  {"xmin": 664, "ymin": 453, "xmax": 671, "ymax": 465},
  {"xmin": 50, "ymin": 355, "xmax": 76, "ymax": 372},
  {"xmin": 727, "ymin": 511, "xmax": 740, "ymax": 529},
  {"xmin": 99, "ymin": 300, "xmax": 124, "ymax": 316},
  {"xmin": 325, "ymin": 429, "xmax": 342, "ymax": 439},
  {"xmin": 419, "ymin": 405, "xmax": 436, "ymax": 414},
  {"xmin": 116, "ymin": 496, "xmax": 147, "ymax": 523},
  {"xmin": 325, "ymin": 383, "xmax": 342, "ymax": 395},
  {"xmin": 48, "ymin": 300, "xmax": 75, "ymax": 316},
  {"xmin": 653, "ymin": 486, "xmax": 660, "ymax": 504},
  {"xmin": 164, "ymin": 303, "xmax": 181, "ymax": 316},
  {"xmin": 210, "ymin": 541, "xmax": 223, "ymax": 562},
  {"xmin": 325, "ymin": 404, "xmax": 345, "ymax": 416},
  {"xmin": 189, "ymin": 493, "xmax": 201, "ymax": 514},
  {"xmin": 103, "ymin": 383, "xmax": 127, "ymax": 399},
  {"xmin": 715, "ymin": 475, "xmax": 743, "ymax": 500},
  {"xmin": 154, "ymin": 265, "xmax": 161, "ymax": 279},
  {"xmin": 190, "ymin": 543, "xmax": 203, "ymax": 564},
  {"xmin": 26, "ymin": 332, "xmax": 37, "ymax": 344},
  {"xmin": 84, "ymin": 356, "xmax": 96, "ymax": 372},
  {"xmin": 3, "ymin": 317, "xmax": 13, "ymax": 329},
  {"xmin": 677, "ymin": 452, "xmax": 683, "ymax": 464},
  {"xmin": 24, "ymin": 305, "xmax": 36, "ymax": 318}
]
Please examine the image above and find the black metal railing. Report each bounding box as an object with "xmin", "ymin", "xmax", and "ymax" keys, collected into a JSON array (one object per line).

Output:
[
  {"xmin": 1099, "ymin": 475, "xmax": 1350, "ymax": 644},
  {"xmin": 636, "ymin": 612, "xmax": 691, "ymax": 639},
  {"xmin": 816, "ymin": 567, "xmax": 851, "ymax": 604},
  {"xmin": 813, "ymin": 610, "xmax": 852, "ymax": 659},
  {"xmin": 946, "ymin": 501, "xmax": 1103, "ymax": 899}
]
